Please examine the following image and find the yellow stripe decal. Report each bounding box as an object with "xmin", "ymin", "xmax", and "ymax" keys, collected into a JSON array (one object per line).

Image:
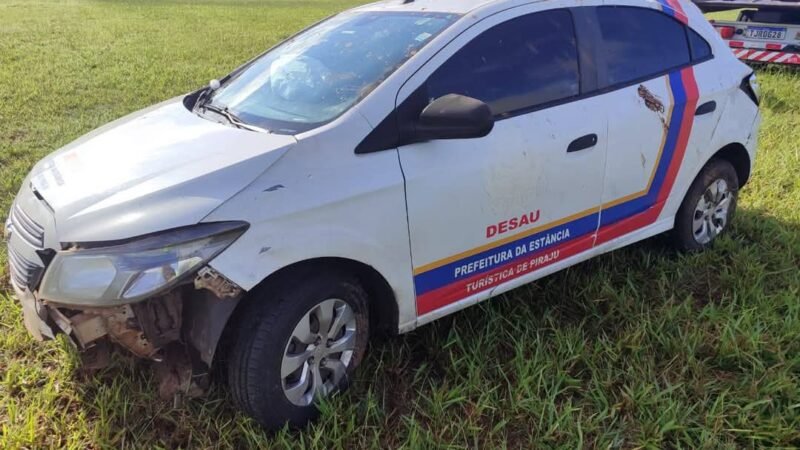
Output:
[{"xmin": 414, "ymin": 76, "xmax": 675, "ymax": 275}]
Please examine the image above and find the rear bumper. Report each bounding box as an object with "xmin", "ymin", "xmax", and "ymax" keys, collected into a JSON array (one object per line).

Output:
[
  {"xmin": 712, "ymin": 18, "xmax": 800, "ymax": 65},
  {"xmin": 731, "ymin": 47, "xmax": 800, "ymax": 64},
  {"xmin": 747, "ymin": 111, "xmax": 762, "ymax": 172}
]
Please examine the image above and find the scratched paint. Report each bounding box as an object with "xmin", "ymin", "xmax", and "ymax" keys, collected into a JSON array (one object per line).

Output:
[{"xmin": 638, "ymin": 84, "xmax": 665, "ymax": 113}]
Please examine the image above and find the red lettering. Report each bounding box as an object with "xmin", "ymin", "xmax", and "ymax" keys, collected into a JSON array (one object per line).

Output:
[
  {"xmin": 486, "ymin": 210, "xmax": 542, "ymax": 239},
  {"xmin": 498, "ymin": 221, "xmax": 508, "ymax": 234}
]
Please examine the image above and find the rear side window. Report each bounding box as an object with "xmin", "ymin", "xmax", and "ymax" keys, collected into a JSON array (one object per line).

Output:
[
  {"xmin": 688, "ymin": 28, "xmax": 712, "ymax": 61},
  {"xmin": 426, "ymin": 9, "xmax": 580, "ymax": 117},
  {"xmin": 597, "ymin": 6, "xmax": 690, "ymax": 87}
]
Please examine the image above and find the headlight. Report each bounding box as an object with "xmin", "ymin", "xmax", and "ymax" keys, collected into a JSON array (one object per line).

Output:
[{"xmin": 39, "ymin": 222, "xmax": 248, "ymax": 306}]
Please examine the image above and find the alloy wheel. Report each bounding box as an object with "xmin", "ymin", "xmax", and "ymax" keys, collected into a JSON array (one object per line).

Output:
[
  {"xmin": 281, "ymin": 298, "xmax": 357, "ymax": 406},
  {"xmin": 692, "ymin": 178, "xmax": 733, "ymax": 245}
]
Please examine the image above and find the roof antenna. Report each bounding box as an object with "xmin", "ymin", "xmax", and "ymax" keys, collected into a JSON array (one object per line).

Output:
[{"xmin": 402, "ymin": 0, "xmax": 414, "ymax": 4}]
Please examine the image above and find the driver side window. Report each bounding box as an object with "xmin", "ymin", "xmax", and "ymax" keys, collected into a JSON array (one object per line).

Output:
[{"xmin": 426, "ymin": 9, "xmax": 580, "ymax": 119}]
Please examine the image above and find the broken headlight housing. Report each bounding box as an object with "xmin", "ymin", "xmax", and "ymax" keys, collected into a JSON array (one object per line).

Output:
[{"xmin": 39, "ymin": 222, "xmax": 248, "ymax": 306}]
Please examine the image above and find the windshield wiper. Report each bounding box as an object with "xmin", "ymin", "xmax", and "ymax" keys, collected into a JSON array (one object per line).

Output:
[
  {"xmin": 201, "ymin": 102, "xmax": 266, "ymax": 132},
  {"xmin": 200, "ymin": 101, "xmax": 253, "ymax": 133}
]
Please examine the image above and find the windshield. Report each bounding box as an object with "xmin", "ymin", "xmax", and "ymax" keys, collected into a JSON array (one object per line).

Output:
[{"xmin": 207, "ymin": 11, "xmax": 459, "ymax": 134}]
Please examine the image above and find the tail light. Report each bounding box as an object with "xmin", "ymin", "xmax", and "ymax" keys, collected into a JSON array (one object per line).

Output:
[
  {"xmin": 740, "ymin": 72, "xmax": 760, "ymax": 106},
  {"xmin": 715, "ymin": 26, "xmax": 736, "ymax": 39}
]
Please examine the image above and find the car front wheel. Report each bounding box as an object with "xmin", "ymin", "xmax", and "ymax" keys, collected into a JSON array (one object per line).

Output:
[{"xmin": 227, "ymin": 270, "xmax": 369, "ymax": 430}]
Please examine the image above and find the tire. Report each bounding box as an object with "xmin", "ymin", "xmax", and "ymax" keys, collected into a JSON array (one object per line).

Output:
[
  {"xmin": 671, "ymin": 158, "xmax": 739, "ymax": 251},
  {"xmin": 227, "ymin": 270, "xmax": 370, "ymax": 430}
]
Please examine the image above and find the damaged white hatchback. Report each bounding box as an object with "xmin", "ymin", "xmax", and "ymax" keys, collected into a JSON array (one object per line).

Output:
[{"xmin": 5, "ymin": 0, "xmax": 760, "ymax": 430}]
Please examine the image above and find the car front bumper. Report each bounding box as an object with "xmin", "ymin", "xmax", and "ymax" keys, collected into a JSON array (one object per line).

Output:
[{"xmin": 11, "ymin": 281, "xmax": 55, "ymax": 341}]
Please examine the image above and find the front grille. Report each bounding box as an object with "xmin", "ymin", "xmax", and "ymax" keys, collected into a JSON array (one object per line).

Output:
[
  {"xmin": 9, "ymin": 203, "xmax": 45, "ymax": 249},
  {"xmin": 7, "ymin": 243, "xmax": 43, "ymax": 291},
  {"xmin": 6, "ymin": 201, "xmax": 46, "ymax": 291}
]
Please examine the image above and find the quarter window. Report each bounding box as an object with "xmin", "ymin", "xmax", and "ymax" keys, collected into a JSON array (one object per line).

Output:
[
  {"xmin": 688, "ymin": 28, "xmax": 712, "ymax": 61},
  {"xmin": 426, "ymin": 10, "xmax": 580, "ymax": 117},
  {"xmin": 596, "ymin": 6, "xmax": 691, "ymax": 87}
]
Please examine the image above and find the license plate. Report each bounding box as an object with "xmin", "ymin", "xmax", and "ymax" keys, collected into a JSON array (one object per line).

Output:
[{"xmin": 745, "ymin": 26, "xmax": 786, "ymax": 40}]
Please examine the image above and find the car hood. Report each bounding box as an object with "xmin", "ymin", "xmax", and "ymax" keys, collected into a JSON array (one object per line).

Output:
[{"xmin": 28, "ymin": 98, "xmax": 296, "ymax": 243}]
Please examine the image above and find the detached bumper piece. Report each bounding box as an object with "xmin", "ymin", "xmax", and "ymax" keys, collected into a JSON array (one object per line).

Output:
[
  {"xmin": 47, "ymin": 289, "xmax": 208, "ymax": 398},
  {"xmin": 48, "ymin": 290, "xmax": 182, "ymax": 360}
]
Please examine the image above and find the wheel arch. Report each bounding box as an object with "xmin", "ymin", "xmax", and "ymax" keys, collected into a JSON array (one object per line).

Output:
[
  {"xmin": 219, "ymin": 257, "xmax": 399, "ymax": 358},
  {"xmin": 667, "ymin": 141, "xmax": 751, "ymax": 230},
  {"xmin": 711, "ymin": 142, "xmax": 751, "ymax": 187}
]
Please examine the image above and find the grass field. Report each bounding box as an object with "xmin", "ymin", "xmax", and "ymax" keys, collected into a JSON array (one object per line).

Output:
[{"xmin": 1, "ymin": 1, "xmax": 799, "ymax": 448}]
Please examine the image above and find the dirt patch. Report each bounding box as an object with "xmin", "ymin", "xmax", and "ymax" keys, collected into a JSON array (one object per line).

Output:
[{"xmin": 637, "ymin": 84, "xmax": 665, "ymax": 113}]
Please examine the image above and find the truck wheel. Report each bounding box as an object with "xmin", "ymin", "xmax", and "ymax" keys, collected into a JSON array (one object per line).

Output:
[
  {"xmin": 672, "ymin": 158, "xmax": 739, "ymax": 251},
  {"xmin": 228, "ymin": 271, "xmax": 369, "ymax": 430}
]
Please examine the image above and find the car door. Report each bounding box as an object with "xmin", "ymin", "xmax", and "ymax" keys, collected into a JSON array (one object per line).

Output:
[
  {"xmin": 394, "ymin": 7, "xmax": 609, "ymax": 318},
  {"xmin": 589, "ymin": 4, "xmax": 709, "ymax": 245}
]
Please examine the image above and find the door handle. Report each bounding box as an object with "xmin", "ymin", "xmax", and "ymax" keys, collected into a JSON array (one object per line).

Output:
[
  {"xmin": 567, "ymin": 134, "xmax": 598, "ymax": 153},
  {"xmin": 695, "ymin": 101, "xmax": 716, "ymax": 116}
]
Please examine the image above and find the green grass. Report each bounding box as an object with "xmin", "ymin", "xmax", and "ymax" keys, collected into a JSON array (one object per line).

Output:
[{"xmin": 1, "ymin": 1, "xmax": 799, "ymax": 448}]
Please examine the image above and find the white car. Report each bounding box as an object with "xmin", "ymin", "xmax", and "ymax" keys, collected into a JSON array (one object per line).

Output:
[{"xmin": 5, "ymin": 0, "xmax": 760, "ymax": 429}]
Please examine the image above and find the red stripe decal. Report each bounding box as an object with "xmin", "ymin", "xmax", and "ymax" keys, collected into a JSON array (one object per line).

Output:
[
  {"xmin": 415, "ymin": 67, "xmax": 700, "ymax": 316},
  {"xmin": 659, "ymin": 68, "xmax": 699, "ymax": 205},
  {"xmin": 417, "ymin": 235, "xmax": 594, "ymax": 315},
  {"xmin": 597, "ymin": 67, "xmax": 699, "ymax": 245},
  {"xmin": 666, "ymin": 0, "xmax": 688, "ymax": 23}
]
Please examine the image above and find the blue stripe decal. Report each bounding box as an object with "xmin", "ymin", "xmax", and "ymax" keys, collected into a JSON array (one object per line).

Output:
[
  {"xmin": 414, "ymin": 69, "xmax": 690, "ymax": 296},
  {"xmin": 414, "ymin": 212, "xmax": 599, "ymax": 296},
  {"xmin": 600, "ymin": 72, "xmax": 688, "ymax": 226},
  {"xmin": 656, "ymin": 0, "xmax": 676, "ymax": 17}
]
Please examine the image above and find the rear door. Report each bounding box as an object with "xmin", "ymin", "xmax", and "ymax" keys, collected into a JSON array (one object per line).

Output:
[
  {"xmin": 395, "ymin": 6, "xmax": 609, "ymax": 318},
  {"xmin": 589, "ymin": 4, "xmax": 720, "ymax": 245}
]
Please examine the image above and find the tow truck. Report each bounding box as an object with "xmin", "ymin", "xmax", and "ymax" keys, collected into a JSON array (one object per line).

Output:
[{"xmin": 695, "ymin": 0, "xmax": 800, "ymax": 65}]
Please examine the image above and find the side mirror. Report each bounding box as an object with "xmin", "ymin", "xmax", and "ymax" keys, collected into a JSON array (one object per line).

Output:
[{"xmin": 412, "ymin": 94, "xmax": 494, "ymax": 142}]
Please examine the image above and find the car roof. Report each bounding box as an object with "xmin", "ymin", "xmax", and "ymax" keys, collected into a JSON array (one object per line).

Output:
[
  {"xmin": 354, "ymin": 0, "xmax": 504, "ymax": 15},
  {"xmin": 354, "ymin": 0, "xmax": 687, "ymax": 16}
]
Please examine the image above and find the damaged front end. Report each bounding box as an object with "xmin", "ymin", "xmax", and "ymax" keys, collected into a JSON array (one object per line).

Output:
[
  {"xmin": 45, "ymin": 268, "xmax": 243, "ymax": 398},
  {"xmin": 5, "ymin": 202, "xmax": 248, "ymax": 398}
]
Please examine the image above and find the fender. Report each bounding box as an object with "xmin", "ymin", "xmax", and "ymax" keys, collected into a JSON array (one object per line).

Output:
[
  {"xmin": 661, "ymin": 85, "xmax": 757, "ymax": 221},
  {"xmin": 203, "ymin": 111, "xmax": 417, "ymax": 332}
]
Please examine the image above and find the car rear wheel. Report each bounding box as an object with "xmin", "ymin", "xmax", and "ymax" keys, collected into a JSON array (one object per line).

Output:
[
  {"xmin": 672, "ymin": 158, "xmax": 739, "ymax": 251},
  {"xmin": 227, "ymin": 270, "xmax": 369, "ymax": 430}
]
